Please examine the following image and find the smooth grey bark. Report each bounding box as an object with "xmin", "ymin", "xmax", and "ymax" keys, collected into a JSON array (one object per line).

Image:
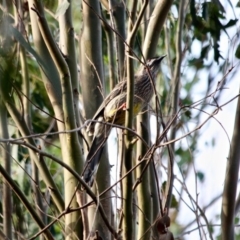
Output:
[
  {"xmin": 20, "ymin": 44, "xmax": 46, "ymax": 225},
  {"xmin": 80, "ymin": 0, "xmax": 112, "ymax": 239},
  {"xmin": 18, "ymin": 0, "xmax": 45, "ymax": 222},
  {"xmin": 29, "ymin": 2, "xmax": 83, "ymax": 238},
  {"xmin": 141, "ymin": 0, "xmax": 174, "ymax": 237},
  {"xmin": 59, "ymin": 0, "xmax": 81, "ymax": 128},
  {"xmin": 142, "ymin": 0, "xmax": 174, "ymax": 58},
  {"xmin": 58, "ymin": 0, "xmax": 84, "ymax": 238},
  {"xmin": 165, "ymin": 0, "xmax": 185, "ymax": 213},
  {"xmin": 136, "ymin": 113, "xmax": 152, "ymax": 240},
  {"xmin": 123, "ymin": 1, "xmax": 149, "ymax": 239},
  {"xmin": 221, "ymin": 87, "xmax": 240, "ymax": 240},
  {"xmin": 107, "ymin": 0, "xmax": 126, "ymax": 79},
  {"xmin": 122, "ymin": 0, "xmax": 138, "ymax": 236},
  {"xmin": 0, "ymin": 102, "xmax": 12, "ymax": 240}
]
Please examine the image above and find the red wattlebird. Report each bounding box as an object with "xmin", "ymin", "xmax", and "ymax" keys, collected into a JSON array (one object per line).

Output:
[{"xmin": 82, "ymin": 56, "xmax": 166, "ymax": 186}]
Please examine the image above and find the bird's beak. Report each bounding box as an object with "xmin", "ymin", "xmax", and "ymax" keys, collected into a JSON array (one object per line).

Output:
[{"xmin": 158, "ymin": 55, "xmax": 166, "ymax": 62}]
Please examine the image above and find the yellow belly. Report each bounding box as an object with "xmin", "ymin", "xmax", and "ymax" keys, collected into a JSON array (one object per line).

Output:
[
  {"xmin": 133, "ymin": 102, "xmax": 142, "ymax": 116},
  {"xmin": 105, "ymin": 102, "xmax": 142, "ymax": 125}
]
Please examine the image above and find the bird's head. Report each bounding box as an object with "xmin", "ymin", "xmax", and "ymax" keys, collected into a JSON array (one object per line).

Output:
[
  {"xmin": 137, "ymin": 55, "xmax": 166, "ymax": 77},
  {"xmin": 145, "ymin": 55, "xmax": 166, "ymax": 72}
]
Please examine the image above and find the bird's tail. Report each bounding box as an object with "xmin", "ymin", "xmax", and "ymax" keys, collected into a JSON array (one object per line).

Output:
[{"xmin": 82, "ymin": 124, "xmax": 111, "ymax": 186}]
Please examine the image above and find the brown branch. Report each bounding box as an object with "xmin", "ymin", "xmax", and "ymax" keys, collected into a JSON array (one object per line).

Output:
[{"xmin": 13, "ymin": 141, "xmax": 119, "ymax": 239}]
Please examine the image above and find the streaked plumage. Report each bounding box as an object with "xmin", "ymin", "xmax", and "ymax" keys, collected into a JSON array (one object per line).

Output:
[{"xmin": 82, "ymin": 56, "xmax": 166, "ymax": 186}]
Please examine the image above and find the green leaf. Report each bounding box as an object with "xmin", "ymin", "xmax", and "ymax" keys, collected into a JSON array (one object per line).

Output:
[
  {"xmin": 235, "ymin": 44, "xmax": 240, "ymax": 59},
  {"xmin": 197, "ymin": 171, "xmax": 205, "ymax": 182},
  {"xmin": 201, "ymin": 44, "xmax": 210, "ymax": 58},
  {"xmin": 170, "ymin": 194, "xmax": 178, "ymax": 208},
  {"xmin": 211, "ymin": 138, "xmax": 216, "ymax": 147},
  {"xmin": 213, "ymin": 40, "xmax": 222, "ymax": 63},
  {"xmin": 10, "ymin": 26, "xmax": 47, "ymax": 71},
  {"xmin": 184, "ymin": 110, "xmax": 192, "ymax": 119},
  {"xmin": 162, "ymin": 181, "xmax": 167, "ymax": 191},
  {"xmin": 224, "ymin": 19, "xmax": 238, "ymax": 28}
]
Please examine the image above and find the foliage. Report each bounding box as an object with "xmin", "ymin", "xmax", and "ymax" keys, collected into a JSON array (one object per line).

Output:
[{"xmin": 0, "ymin": 0, "xmax": 239, "ymax": 240}]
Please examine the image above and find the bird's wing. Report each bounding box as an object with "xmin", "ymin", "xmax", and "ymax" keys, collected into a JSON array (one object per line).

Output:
[
  {"xmin": 82, "ymin": 116, "xmax": 111, "ymax": 186},
  {"xmin": 104, "ymin": 93, "xmax": 127, "ymax": 123},
  {"xmin": 86, "ymin": 80, "xmax": 127, "ymax": 134}
]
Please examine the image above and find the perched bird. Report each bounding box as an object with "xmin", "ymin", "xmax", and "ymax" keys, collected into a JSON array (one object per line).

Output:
[{"xmin": 82, "ymin": 55, "xmax": 166, "ymax": 186}]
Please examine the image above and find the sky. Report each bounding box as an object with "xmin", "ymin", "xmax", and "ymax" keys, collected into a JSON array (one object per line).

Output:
[{"xmin": 175, "ymin": 1, "xmax": 240, "ymax": 239}]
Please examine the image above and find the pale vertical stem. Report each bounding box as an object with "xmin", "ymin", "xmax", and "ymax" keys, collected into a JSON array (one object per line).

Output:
[
  {"xmin": 123, "ymin": 1, "xmax": 149, "ymax": 238},
  {"xmin": 107, "ymin": 0, "xmax": 126, "ymax": 229},
  {"xmin": 27, "ymin": 2, "xmax": 68, "ymax": 213},
  {"xmin": 58, "ymin": 1, "xmax": 84, "ymax": 237},
  {"xmin": 141, "ymin": 0, "xmax": 153, "ymax": 44},
  {"xmin": 27, "ymin": 5, "xmax": 67, "ymax": 204},
  {"xmin": 108, "ymin": 0, "xmax": 126, "ymax": 79},
  {"xmin": 21, "ymin": 61, "xmax": 29, "ymax": 124},
  {"xmin": 127, "ymin": 0, "xmax": 138, "ymax": 30},
  {"xmin": 20, "ymin": 40, "xmax": 46, "ymax": 224},
  {"xmin": 80, "ymin": 0, "xmax": 112, "ymax": 239},
  {"xmin": 170, "ymin": 0, "xmax": 185, "ymax": 137},
  {"xmin": 123, "ymin": 0, "xmax": 138, "ymax": 239},
  {"xmin": 0, "ymin": 229, "xmax": 7, "ymax": 239},
  {"xmin": 142, "ymin": 0, "xmax": 174, "ymax": 58},
  {"xmin": 107, "ymin": 30, "xmax": 116, "ymax": 90},
  {"xmin": 0, "ymin": 102, "xmax": 12, "ymax": 240},
  {"xmin": 141, "ymin": 0, "xmax": 174, "ymax": 236},
  {"xmin": 164, "ymin": 24, "xmax": 174, "ymax": 78},
  {"xmin": 30, "ymin": 5, "xmax": 96, "ymax": 234},
  {"xmin": 122, "ymin": 0, "xmax": 137, "ymax": 236},
  {"xmin": 102, "ymin": 15, "xmax": 116, "ymax": 90},
  {"xmin": 58, "ymin": 0, "xmax": 81, "ymax": 127},
  {"xmin": 76, "ymin": 190, "xmax": 89, "ymax": 240},
  {"xmin": 136, "ymin": 113, "xmax": 152, "ymax": 240},
  {"xmin": 16, "ymin": 0, "xmax": 45, "ymax": 227},
  {"xmin": 165, "ymin": 0, "xmax": 185, "ymax": 211},
  {"xmin": 31, "ymin": 0, "xmax": 83, "ymax": 237},
  {"xmin": 221, "ymin": 86, "xmax": 240, "ymax": 239},
  {"xmin": 28, "ymin": 0, "xmax": 63, "ymax": 111},
  {"xmin": 149, "ymin": 160, "xmax": 160, "ymax": 237},
  {"xmin": 137, "ymin": 1, "xmax": 158, "ymax": 238},
  {"xmin": 122, "ymin": 52, "xmax": 134, "ymax": 239}
]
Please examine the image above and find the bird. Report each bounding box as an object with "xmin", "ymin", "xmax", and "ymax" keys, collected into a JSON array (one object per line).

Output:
[{"xmin": 82, "ymin": 55, "xmax": 166, "ymax": 186}]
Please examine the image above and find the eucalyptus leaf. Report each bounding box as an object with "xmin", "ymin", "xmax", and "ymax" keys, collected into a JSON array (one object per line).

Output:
[{"xmin": 10, "ymin": 26, "xmax": 47, "ymax": 72}]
